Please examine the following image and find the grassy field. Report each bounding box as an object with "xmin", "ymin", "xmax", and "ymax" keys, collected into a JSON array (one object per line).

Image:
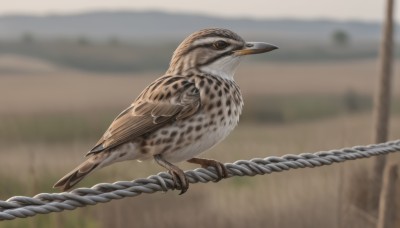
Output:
[
  {"xmin": 1, "ymin": 115, "xmax": 400, "ymax": 228},
  {"xmin": 0, "ymin": 56, "xmax": 400, "ymax": 227},
  {"xmin": 0, "ymin": 55, "xmax": 399, "ymax": 114}
]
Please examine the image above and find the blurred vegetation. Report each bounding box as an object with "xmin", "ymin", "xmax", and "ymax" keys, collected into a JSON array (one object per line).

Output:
[
  {"xmin": 242, "ymin": 93, "xmax": 396, "ymax": 123},
  {"xmin": 0, "ymin": 112, "xmax": 114, "ymax": 144},
  {"xmin": 20, "ymin": 32, "xmax": 35, "ymax": 44},
  {"xmin": 0, "ymin": 93, "xmax": 398, "ymax": 145},
  {"xmin": 332, "ymin": 29, "xmax": 350, "ymax": 47},
  {"xmin": 1, "ymin": 113, "xmax": 400, "ymax": 228},
  {"xmin": 0, "ymin": 39, "xmax": 175, "ymax": 73},
  {"xmin": 1, "ymin": 37, "xmax": 399, "ymax": 73}
]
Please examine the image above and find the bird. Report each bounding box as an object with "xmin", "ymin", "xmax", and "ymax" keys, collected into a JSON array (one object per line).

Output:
[{"xmin": 54, "ymin": 28, "xmax": 277, "ymax": 194}]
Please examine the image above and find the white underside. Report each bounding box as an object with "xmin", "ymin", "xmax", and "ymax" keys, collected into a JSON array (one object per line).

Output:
[
  {"xmin": 104, "ymin": 115, "xmax": 238, "ymax": 166},
  {"xmin": 163, "ymin": 119, "xmax": 238, "ymax": 163}
]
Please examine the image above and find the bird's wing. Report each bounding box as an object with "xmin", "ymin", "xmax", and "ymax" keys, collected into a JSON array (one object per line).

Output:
[{"xmin": 87, "ymin": 76, "xmax": 200, "ymax": 155}]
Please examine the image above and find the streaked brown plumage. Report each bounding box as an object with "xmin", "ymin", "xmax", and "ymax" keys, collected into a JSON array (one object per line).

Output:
[{"xmin": 54, "ymin": 28, "xmax": 277, "ymax": 194}]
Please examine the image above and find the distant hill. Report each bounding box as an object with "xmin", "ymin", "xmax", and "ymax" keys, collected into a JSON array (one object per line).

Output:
[
  {"xmin": 0, "ymin": 10, "xmax": 391, "ymax": 42},
  {"xmin": 0, "ymin": 11, "xmax": 398, "ymax": 73}
]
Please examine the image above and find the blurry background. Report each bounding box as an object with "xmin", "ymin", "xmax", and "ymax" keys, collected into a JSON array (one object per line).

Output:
[{"xmin": 0, "ymin": 0, "xmax": 399, "ymax": 227}]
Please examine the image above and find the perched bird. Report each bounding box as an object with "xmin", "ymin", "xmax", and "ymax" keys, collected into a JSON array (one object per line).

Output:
[{"xmin": 54, "ymin": 28, "xmax": 277, "ymax": 194}]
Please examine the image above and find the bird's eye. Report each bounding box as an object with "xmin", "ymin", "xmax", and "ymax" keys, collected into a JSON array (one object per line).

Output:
[{"xmin": 213, "ymin": 40, "xmax": 229, "ymax": 50}]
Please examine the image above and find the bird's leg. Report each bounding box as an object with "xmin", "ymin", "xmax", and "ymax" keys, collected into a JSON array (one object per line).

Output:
[
  {"xmin": 187, "ymin": 158, "xmax": 228, "ymax": 182},
  {"xmin": 154, "ymin": 154, "xmax": 189, "ymax": 195}
]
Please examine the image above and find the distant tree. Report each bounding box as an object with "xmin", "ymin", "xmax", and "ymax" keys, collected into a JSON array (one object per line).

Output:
[
  {"xmin": 108, "ymin": 36, "xmax": 121, "ymax": 46},
  {"xmin": 77, "ymin": 36, "xmax": 90, "ymax": 46},
  {"xmin": 21, "ymin": 32, "xmax": 35, "ymax": 43},
  {"xmin": 332, "ymin": 30, "xmax": 350, "ymax": 47}
]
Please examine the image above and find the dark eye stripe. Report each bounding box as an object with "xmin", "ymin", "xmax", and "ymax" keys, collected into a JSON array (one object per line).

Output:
[
  {"xmin": 197, "ymin": 50, "xmax": 235, "ymax": 68},
  {"xmin": 197, "ymin": 43, "xmax": 242, "ymax": 67},
  {"xmin": 182, "ymin": 39, "xmax": 240, "ymax": 56},
  {"xmin": 197, "ymin": 44, "xmax": 244, "ymax": 67}
]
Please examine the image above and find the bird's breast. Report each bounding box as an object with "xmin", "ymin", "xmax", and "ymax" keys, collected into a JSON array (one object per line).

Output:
[
  {"xmin": 131, "ymin": 75, "xmax": 244, "ymax": 163},
  {"xmin": 160, "ymin": 75, "xmax": 243, "ymax": 162}
]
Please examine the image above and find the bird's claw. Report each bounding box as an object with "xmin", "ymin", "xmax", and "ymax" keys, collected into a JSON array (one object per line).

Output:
[
  {"xmin": 168, "ymin": 169, "xmax": 189, "ymax": 195},
  {"xmin": 188, "ymin": 158, "xmax": 228, "ymax": 182},
  {"xmin": 201, "ymin": 160, "xmax": 228, "ymax": 182},
  {"xmin": 154, "ymin": 154, "xmax": 189, "ymax": 195}
]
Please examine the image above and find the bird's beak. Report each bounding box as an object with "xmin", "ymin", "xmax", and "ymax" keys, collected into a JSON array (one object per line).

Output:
[{"xmin": 234, "ymin": 42, "xmax": 278, "ymax": 56}]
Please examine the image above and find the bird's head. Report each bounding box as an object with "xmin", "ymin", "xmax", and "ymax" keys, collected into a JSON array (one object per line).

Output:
[{"xmin": 167, "ymin": 28, "xmax": 277, "ymax": 79}]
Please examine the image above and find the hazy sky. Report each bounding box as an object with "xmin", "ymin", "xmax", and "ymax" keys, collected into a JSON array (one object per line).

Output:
[{"xmin": 0, "ymin": 0, "xmax": 397, "ymax": 22}]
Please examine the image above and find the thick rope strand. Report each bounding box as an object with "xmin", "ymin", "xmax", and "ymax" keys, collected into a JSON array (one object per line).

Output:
[{"xmin": 1, "ymin": 140, "xmax": 400, "ymax": 220}]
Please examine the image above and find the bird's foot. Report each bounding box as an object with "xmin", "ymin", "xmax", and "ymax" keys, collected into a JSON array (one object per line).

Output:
[
  {"xmin": 168, "ymin": 167, "xmax": 189, "ymax": 195},
  {"xmin": 187, "ymin": 158, "xmax": 228, "ymax": 182},
  {"xmin": 154, "ymin": 154, "xmax": 189, "ymax": 195}
]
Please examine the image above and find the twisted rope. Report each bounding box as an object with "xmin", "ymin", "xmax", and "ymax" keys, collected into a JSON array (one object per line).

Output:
[{"xmin": 1, "ymin": 140, "xmax": 400, "ymax": 220}]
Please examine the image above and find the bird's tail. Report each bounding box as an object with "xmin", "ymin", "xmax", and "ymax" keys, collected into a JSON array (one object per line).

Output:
[{"xmin": 53, "ymin": 152, "xmax": 110, "ymax": 191}]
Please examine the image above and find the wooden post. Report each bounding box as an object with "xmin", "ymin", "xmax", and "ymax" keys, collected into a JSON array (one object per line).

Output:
[
  {"xmin": 377, "ymin": 164, "xmax": 398, "ymax": 228},
  {"xmin": 374, "ymin": 0, "xmax": 395, "ymax": 143},
  {"xmin": 371, "ymin": 0, "xmax": 395, "ymax": 215}
]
